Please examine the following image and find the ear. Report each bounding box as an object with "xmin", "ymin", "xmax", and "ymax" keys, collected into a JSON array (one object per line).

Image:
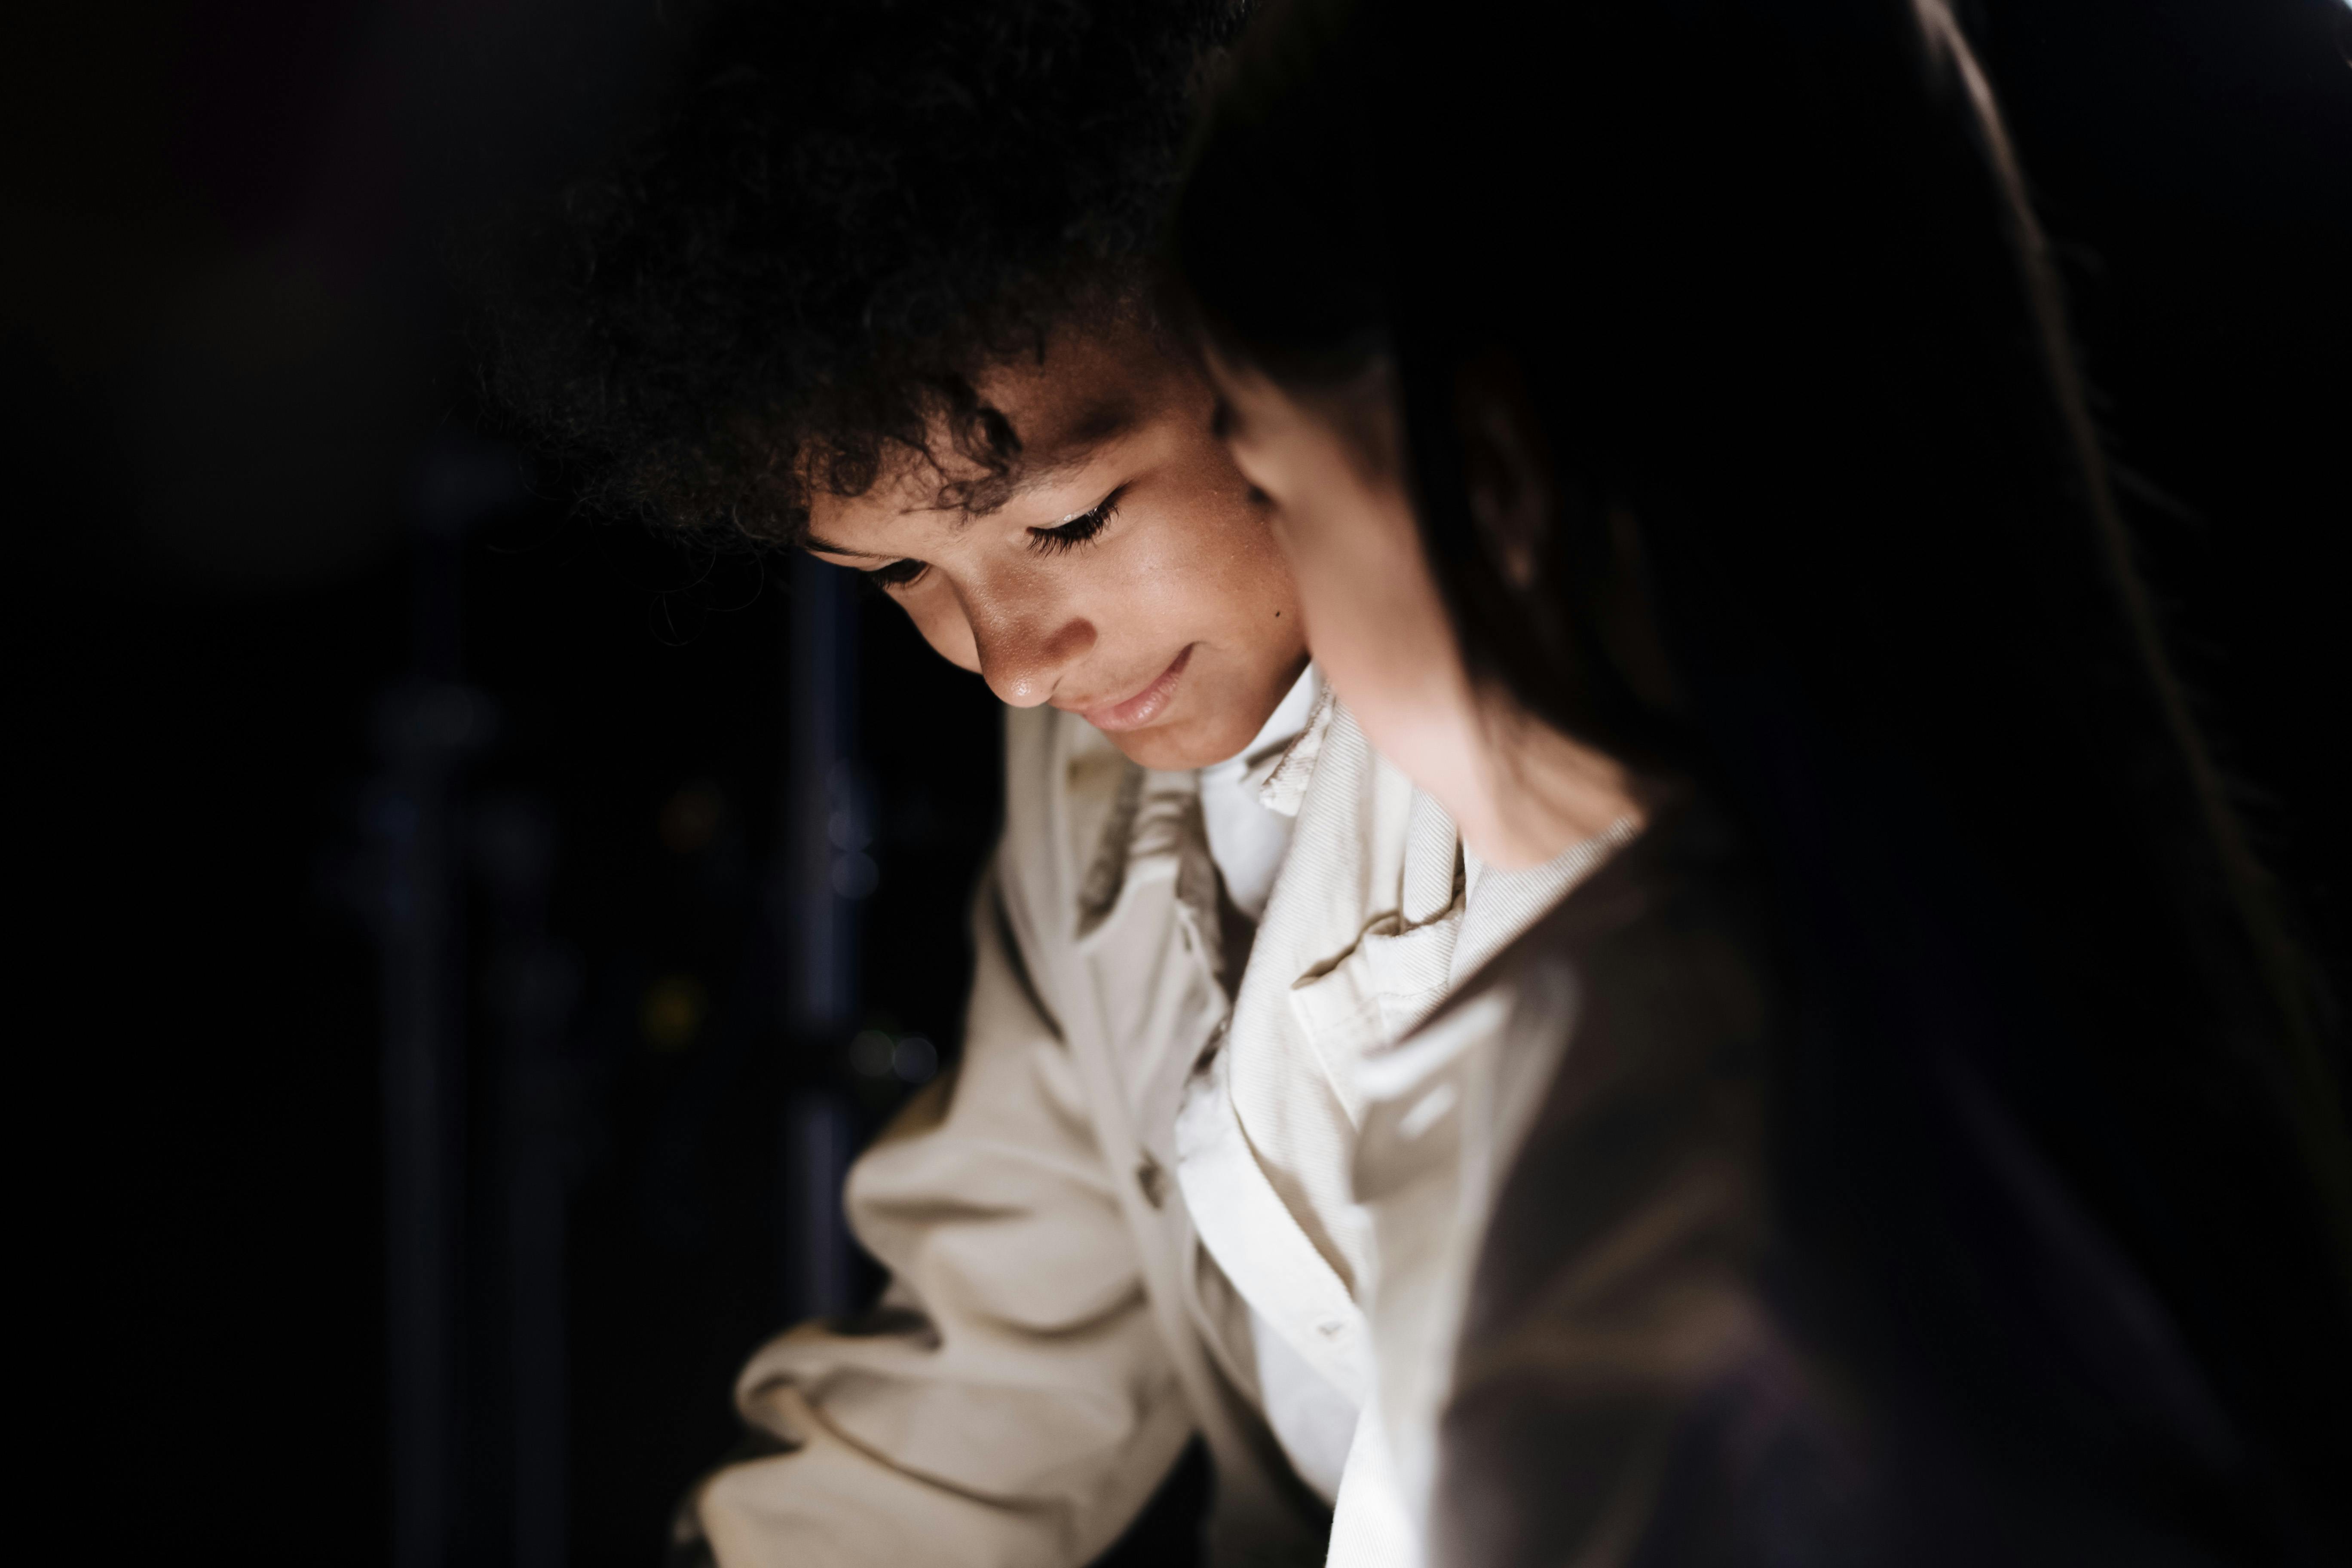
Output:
[{"xmin": 1454, "ymin": 353, "xmax": 1556, "ymax": 591}]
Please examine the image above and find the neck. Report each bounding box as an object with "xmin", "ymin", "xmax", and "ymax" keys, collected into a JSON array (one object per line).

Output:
[{"xmin": 1467, "ymin": 701, "xmax": 1649, "ymax": 871}]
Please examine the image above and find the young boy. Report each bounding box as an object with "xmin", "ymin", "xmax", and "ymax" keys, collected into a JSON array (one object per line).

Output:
[{"xmin": 485, "ymin": 4, "xmax": 1595, "ymax": 1563}]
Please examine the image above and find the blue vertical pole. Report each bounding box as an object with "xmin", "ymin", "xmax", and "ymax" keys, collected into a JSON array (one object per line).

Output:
[
  {"xmin": 376, "ymin": 473, "xmax": 496, "ymax": 1568},
  {"xmin": 371, "ymin": 438, "xmax": 511, "ymax": 1568},
  {"xmin": 781, "ymin": 554, "xmax": 863, "ymax": 1323}
]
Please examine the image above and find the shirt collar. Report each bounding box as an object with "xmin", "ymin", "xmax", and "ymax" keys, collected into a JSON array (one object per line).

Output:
[{"xmin": 1251, "ymin": 668, "xmax": 1339, "ymax": 820}]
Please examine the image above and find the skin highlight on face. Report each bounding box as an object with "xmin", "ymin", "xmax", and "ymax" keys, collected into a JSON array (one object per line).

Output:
[
  {"xmin": 1207, "ymin": 352, "xmax": 1645, "ymax": 870},
  {"xmin": 802, "ymin": 319, "xmax": 1308, "ymax": 772}
]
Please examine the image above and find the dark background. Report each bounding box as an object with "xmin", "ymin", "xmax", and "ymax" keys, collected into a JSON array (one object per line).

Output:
[{"xmin": 7, "ymin": 2, "xmax": 2346, "ymax": 1564}]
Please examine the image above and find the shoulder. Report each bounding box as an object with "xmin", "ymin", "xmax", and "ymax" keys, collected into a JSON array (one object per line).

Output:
[
  {"xmin": 1435, "ymin": 803, "xmax": 1791, "ymax": 1567},
  {"xmin": 1437, "ymin": 796, "xmax": 1765, "ymax": 1039}
]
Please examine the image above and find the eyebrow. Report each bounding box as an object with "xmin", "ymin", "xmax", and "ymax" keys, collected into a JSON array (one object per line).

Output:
[
  {"xmin": 800, "ymin": 534, "xmax": 890, "ymax": 561},
  {"xmin": 1053, "ymin": 396, "xmax": 1138, "ymax": 457},
  {"xmin": 996, "ymin": 396, "xmax": 1137, "ymax": 499}
]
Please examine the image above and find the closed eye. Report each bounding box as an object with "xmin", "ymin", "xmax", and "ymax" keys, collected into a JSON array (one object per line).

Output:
[
  {"xmin": 1028, "ymin": 488, "xmax": 1123, "ymax": 557},
  {"xmin": 864, "ymin": 557, "xmax": 929, "ymax": 589},
  {"xmin": 863, "ymin": 487, "xmax": 1122, "ymax": 588}
]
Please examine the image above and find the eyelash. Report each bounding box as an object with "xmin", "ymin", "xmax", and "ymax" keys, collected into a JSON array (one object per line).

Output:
[
  {"xmin": 864, "ymin": 489, "xmax": 1122, "ymax": 590},
  {"xmin": 865, "ymin": 557, "xmax": 928, "ymax": 589},
  {"xmin": 1028, "ymin": 489, "xmax": 1123, "ymax": 557}
]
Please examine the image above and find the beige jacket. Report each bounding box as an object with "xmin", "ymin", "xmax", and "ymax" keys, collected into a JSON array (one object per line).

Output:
[{"xmin": 693, "ymin": 693, "xmax": 1611, "ymax": 1568}]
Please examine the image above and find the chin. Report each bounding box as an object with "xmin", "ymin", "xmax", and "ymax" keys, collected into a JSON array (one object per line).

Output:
[
  {"xmin": 1102, "ymin": 712, "xmax": 1249, "ymax": 772},
  {"xmin": 1096, "ymin": 656, "xmax": 1301, "ymax": 771}
]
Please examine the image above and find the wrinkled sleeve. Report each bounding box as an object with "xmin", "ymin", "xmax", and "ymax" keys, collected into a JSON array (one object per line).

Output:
[{"xmin": 690, "ymin": 861, "xmax": 1194, "ymax": 1568}]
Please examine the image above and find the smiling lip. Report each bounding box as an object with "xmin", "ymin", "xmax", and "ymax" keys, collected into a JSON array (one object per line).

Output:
[{"xmin": 1074, "ymin": 646, "xmax": 1195, "ymax": 733}]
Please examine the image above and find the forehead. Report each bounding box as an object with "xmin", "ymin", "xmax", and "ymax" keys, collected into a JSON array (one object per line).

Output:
[
  {"xmin": 968, "ymin": 316, "xmax": 1177, "ymax": 467},
  {"xmin": 806, "ymin": 318, "xmax": 1185, "ymax": 547}
]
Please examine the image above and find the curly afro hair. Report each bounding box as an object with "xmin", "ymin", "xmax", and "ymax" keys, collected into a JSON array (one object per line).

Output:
[{"xmin": 475, "ymin": 0, "xmax": 1242, "ymax": 545}]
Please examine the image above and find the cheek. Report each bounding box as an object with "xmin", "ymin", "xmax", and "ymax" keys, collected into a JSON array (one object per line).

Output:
[
  {"xmin": 1285, "ymin": 489, "xmax": 1475, "ymax": 766},
  {"xmin": 1295, "ymin": 560, "xmax": 1409, "ymax": 721},
  {"xmin": 1313, "ymin": 576, "xmax": 1483, "ymax": 813},
  {"xmin": 1275, "ymin": 486, "xmax": 1409, "ymax": 674},
  {"xmin": 1199, "ymin": 502, "xmax": 1300, "ymax": 619},
  {"xmin": 1120, "ymin": 479, "xmax": 1298, "ymax": 640}
]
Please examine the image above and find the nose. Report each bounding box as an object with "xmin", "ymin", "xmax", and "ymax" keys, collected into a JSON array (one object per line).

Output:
[{"xmin": 970, "ymin": 599, "xmax": 1097, "ymax": 708}]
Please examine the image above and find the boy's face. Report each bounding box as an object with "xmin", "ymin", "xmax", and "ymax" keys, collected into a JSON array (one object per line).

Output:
[{"xmin": 803, "ymin": 321, "xmax": 1308, "ymax": 772}]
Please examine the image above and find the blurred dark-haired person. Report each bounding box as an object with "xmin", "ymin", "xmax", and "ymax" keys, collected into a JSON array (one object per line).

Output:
[
  {"xmin": 478, "ymin": 2, "xmax": 1630, "ymax": 1563},
  {"xmin": 1169, "ymin": 0, "xmax": 2352, "ymax": 1564}
]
